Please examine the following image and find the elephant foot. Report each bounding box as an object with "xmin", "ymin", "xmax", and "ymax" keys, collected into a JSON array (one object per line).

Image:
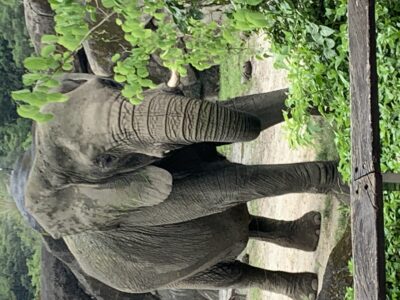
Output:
[
  {"xmin": 289, "ymin": 211, "xmax": 321, "ymax": 252},
  {"xmin": 249, "ymin": 212, "xmax": 321, "ymax": 251},
  {"xmin": 287, "ymin": 272, "xmax": 318, "ymax": 300},
  {"xmin": 260, "ymin": 271, "xmax": 318, "ymax": 300}
]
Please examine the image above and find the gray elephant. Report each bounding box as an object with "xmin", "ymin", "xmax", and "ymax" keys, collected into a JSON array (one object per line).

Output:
[
  {"xmin": 12, "ymin": 141, "xmax": 321, "ymax": 300},
  {"xmin": 21, "ymin": 74, "xmax": 348, "ymax": 299}
]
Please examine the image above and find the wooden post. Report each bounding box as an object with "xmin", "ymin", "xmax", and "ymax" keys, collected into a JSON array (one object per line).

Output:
[{"xmin": 349, "ymin": 0, "xmax": 386, "ymax": 299}]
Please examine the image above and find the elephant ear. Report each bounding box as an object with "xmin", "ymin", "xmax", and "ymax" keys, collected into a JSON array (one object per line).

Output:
[
  {"xmin": 95, "ymin": 165, "xmax": 173, "ymax": 208},
  {"xmin": 26, "ymin": 166, "xmax": 173, "ymax": 239}
]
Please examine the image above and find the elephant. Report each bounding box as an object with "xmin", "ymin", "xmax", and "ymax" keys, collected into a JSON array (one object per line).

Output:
[
  {"xmin": 12, "ymin": 135, "xmax": 322, "ymax": 300},
  {"xmin": 19, "ymin": 73, "xmax": 349, "ymax": 299}
]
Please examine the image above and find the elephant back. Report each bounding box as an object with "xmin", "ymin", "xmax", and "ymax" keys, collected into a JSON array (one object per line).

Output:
[{"xmin": 64, "ymin": 205, "xmax": 249, "ymax": 293}]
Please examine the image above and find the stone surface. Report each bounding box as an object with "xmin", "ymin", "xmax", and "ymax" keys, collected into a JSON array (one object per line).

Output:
[
  {"xmin": 40, "ymin": 245, "xmax": 93, "ymax": 300},
  {"xmin": 23, "ymin": 0, "xmax": 55, "ymax": 53},
  {"xmin": 317, "ymin": 223, "xmax": 353, "ymax": 300}
]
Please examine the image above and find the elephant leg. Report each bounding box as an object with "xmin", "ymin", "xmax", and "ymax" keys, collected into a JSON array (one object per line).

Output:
[
  {"xmin": 179, "ymin": 161, "xmax": 348, "ymax": 203},
  {"xmin": 126, "ymin": 161, "xmax": 348, "ymax": 226},
  {"xmin": 249, "ymin": 211, "xmax": 322, "ymax": 252},
  {"xmin": 169, "ymin": 261, "xmax": 318, "ymax": 300},
  {"xmin": 220, "ymin": 89, "xmax": 320, "ymax": 131}
]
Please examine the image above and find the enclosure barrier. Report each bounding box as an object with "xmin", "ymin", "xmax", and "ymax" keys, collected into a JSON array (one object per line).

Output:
[{"xmin": 349, "ymin": 0, "xmax": 400, "ymax": 298}]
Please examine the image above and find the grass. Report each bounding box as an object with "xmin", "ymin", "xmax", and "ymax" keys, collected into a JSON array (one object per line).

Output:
[
  {"xmin": 217, "ymin": 49, "xmax": 254, "ymax": 157},
  {"xmin": 219, "ymin": 50, "xmax": 253, "ymax": 101}
]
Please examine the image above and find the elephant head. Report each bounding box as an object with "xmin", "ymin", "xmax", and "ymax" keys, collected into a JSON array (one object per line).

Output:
[{"xmin": 25, "ymin": 73, "xmax": 261, "ymax": 238}]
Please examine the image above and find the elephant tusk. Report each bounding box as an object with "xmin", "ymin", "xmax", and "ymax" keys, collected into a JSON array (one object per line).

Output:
[{"xmin": 167, "ymin": 70, "xmax": 180, "ymax": 88}]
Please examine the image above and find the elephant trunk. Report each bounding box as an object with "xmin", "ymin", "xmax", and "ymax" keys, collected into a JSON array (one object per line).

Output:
[{"xmin": 130, "ymin": 92, "xmax": 261, "ymax": 146}]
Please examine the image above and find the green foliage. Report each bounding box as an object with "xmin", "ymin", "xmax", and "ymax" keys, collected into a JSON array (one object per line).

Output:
[
  {"xmin": 0, "ymin": 119, "xmax": 32, "ymax": 169},
  {"xmin": 0, "ymin": 39, "xmax": 32, "ymax": 169},
  {"xmin": 0, "ymin": 212, "xmax": 42, "ymax": 300},
  {"xmin": 224, "ymin": 0, "xmax": 400, "ymax": 297},
  {"xmin": 0, "ymin": 39, "xmax": 25, "ymax": 124},
  {"xmin": 0, "ymin": 7, "xmax": 39, "ymax": 295},
  {"xmin": 344, "ymin": 259, "xmax": 354, "ymax": 300},
  {"xmin": 230, "ymin": 0, "xmax": 351, "ymax": 179},
  {"xmin": 104, "ymin": 0, "xmax": 245, "ymax": 104},
  {"xmin": 0, "ymin": 173, "xmax": 41, "ymax": 300},
  {"xmin": 0, "ymin": 0, "xmax": 33, "ymax": 66}
]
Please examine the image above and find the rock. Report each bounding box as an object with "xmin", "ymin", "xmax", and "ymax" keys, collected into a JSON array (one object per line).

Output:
[
  {"xmin": 40, "ymin": 245, "xmax": 93, "ymax": 300},
  {"xmin": 318, "ymin": 223, "xmax": 353, "ymax": 300},
  {"xmin": 81, "ymin": 1, "xmax": 129, "ymax": 77},
  {"xmin": 23, "ymin": 0, "xmax": 54, "ymax": 54}
]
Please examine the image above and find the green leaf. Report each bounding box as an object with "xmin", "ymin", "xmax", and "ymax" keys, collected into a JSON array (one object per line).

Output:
[
  {"xmin": 325, "ymin": 38, "xmax": 335, "ymax": 49},
  {"xmin": 24, "ymin": 57, "xmax": 52, "ymax": 71},
  {"xmin": 22, "ymin": 74, "xmax": 45, "ymax": 86},
  {"xmin": 122, "ymin": 84, "xmax": 137, "ymax": 98},
  {"xmin": 86, "ymin": 9, "xmax": 96, "ymax": 22},
  {"xmin": 42, "ymin": 79, "xmax": 60, "ymax": 88},
  {"xmin": 233, "ymin": 10, "xmax": 247, "ymax": 22},
  {"xmin": 34, "ymin": 113, "xmax": 54, "ymax": 123},
  {"xmin": 234, "ymin": 21, "xmax": 256, "ymax": 31},
  {"xmin": 62, "ymin": 63, "xmax": 74, "ymax": 71},
  {"xmin": 41, "ymin": 34, "xmax": 59, "ymax": 44},
  {"xmin": 101, "ymin": 0, "xmax": 115, "ymax": 8},
  {"xmin": 46, "ymin": 93, "xmax": 68, "ymax": 102},
  {"xmin": 320, "ymin": 25, "xmax": 335, "ymax": 37},
  {"xmin": 114, "ymin": 74, "xmax": 126, "ymax": 83},
  {"xmin": 13, "ymin": 91, "xmax": 47, "ymax": 107},
  {"xmin": 246, "ymin": 0, "xmax": 263, "ymax": 5},
  {"xmin": 129, "ymin": 97, "xmax": 142, "ymax": 105},
  {"xmin": 11, "ymin": 89, "xmax": 32, "ymax": 101},
  {"xmin": 58, "ymin": 36, "xmax": 79, "ymax": 51},
  {"xmin": 138, "ymin": 78, "xmax": 156, "ymax": 88},
  {"xmin": 136, "ymin": 67, "xmax": 149, "ymax": 78},
  {"xmin": 17, "ymin": 105, "xmax": 40, "ymax": 118},
  {"xmin": 222, "ymin": 30, "xmax": 236, "ymax": 44},
  {"xmin": 115, "ymin": 18, "xmax": 123, "ymax": 26},
  {"xmin": 41, "ymin": 44, "xmax": 57, "ymax": 57},
  {"xmin": 245, "ymin": 10, "xmax": 269, "ymax": 28},
  {"xmin": 111, "ymin": 53, "xmax": 121, "ymax": 63}
]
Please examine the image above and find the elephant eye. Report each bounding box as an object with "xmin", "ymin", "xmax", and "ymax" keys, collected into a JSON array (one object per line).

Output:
[{"xmin": 95, "ymin": 154, "xmax": 118, "ymax": 169}]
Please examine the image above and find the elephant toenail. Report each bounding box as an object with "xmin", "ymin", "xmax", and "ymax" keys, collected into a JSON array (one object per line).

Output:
[
  {"xmin": 312, "ymin": 279, "xmax": 318, "ymax": 290},
  {"xmin": 313, "ymin": 213, "xmax": 321, "ymax": 225},
  {"xmin": 308, "ymin": 293, "xmax": 316, "ymax": 300},
  {"xmin": 316, "ymin": 229, "xmax": 320, "ymax": 236}
]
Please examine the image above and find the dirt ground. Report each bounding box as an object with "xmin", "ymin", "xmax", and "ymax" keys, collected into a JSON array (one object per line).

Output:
[{"xmin": 226, "ymin": 37, "xmax": 345, "ymax": 300}]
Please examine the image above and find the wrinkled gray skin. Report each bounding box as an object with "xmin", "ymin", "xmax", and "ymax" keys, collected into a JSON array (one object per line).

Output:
[
  {"xmin": 11, "ymin": 150, "xmax": 217, "ymax": 300},
  {"xmin": 22, "ymin": 74, "xmax": 348, "ymax": 299}
]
